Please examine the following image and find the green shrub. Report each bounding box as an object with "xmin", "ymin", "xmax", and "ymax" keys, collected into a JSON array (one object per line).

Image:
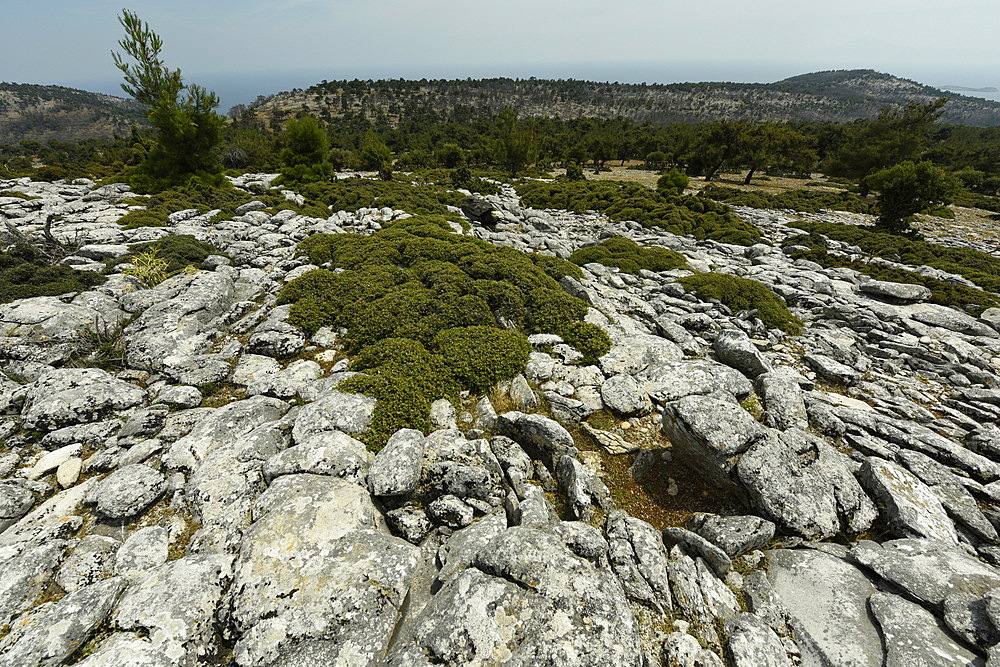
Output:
[
  {"xmin": 677, "ymin": 273, "xmax": 802, "ymax": 335},
  {"xmin": 564, "ymin": 163, "xmax": 586, "ymax": 181},
  {"xmin": 790, "ymin": 221, "xmax": 1000, "ymax": 296},
  {"xmin": 0, "ymin": 191, "xmax": 41, "ymax": 200},
  {"xmin": 0, "ymin": 244, "xmax": 107, "ymax": 304},
  {"xmin": 783, "ymin": 231, "xmax": 1000, "ymax": 314},
  {"xmin": 433, "ymin": 326, "xmax": 531, "ymax": 393},
  {"xmin": 559, "ymin": 321, "xmax": 612, "ymax": 361},
  {"xmin": 277, "ymin": 214, "xmax": 603, "ymax": 448},
  {"xmin": 300, "ymin": 178, "xmax": 464, "ymax": 217},
  {"xmin": 530, "ymin": 253, "xmax": 585, "ymax": 281},
  {"xmin": 517, "ymin": 179, "xmax": 760, "ymax": 246},
  {"xmin": 109, "ymin": 234, "xmax": 221, "ymax": 273},
  {"xmin": 701, "ymin": 184, "xmax": 877, "ymax": 215},
  {"xmin": 569, "ymin": 237, "xmax": 687, "ymax": 274},
  {"xmin": 657, "ymin": 169, "xmax": 689, "ymax": 196}
]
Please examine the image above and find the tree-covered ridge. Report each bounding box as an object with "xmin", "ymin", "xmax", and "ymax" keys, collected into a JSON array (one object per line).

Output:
[
  {"xmin": 250, "ymin": 70, "xmax": 1000, "ymax": 128},
  {"xmin": 0, "ymin": 82, "xmax": 146, "ymax": 144}
]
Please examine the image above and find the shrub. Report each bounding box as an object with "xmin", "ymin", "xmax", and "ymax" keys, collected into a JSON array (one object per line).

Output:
[
  {"xmin": 864, "ymin": 161, "xmax": 960, "ymax": 234},
  {"xmin": 789, "ymin": 221, "xmax": 1000, "ymax": 296},
  {"xmin": 122, "ymin": 248, "xmax": 170, "ymax": 287},
  {"xmin": 559, "ymin": 321, "xmax": 612, "ymax": 361},
  {"xmin": 701, "ymin": 184, "xmax": 877, "ymax": 215},
  {"xmin": 0, "ymin": 244, "xmax": 106, "ymax": 304},
  {"xmin": 277, "ymin": 215, "xmax": 603, "ymax": 447},
  {"xmin": 657, "ymin": 169, "xmax": 689, "ymax": 196},
  {"xmin": 433, "ymin": 326, "xmax": 531, "ymax": 393},
  {"xmin": 564, "ymin": 163, "xmax": 586, "ymax": 181},
  {"xmin": 109, "ymin": 234, "xmax": 221, "ymax": 273},
  {"xmin": 517, "ymin": 179, "xmax": 760, "ymax": 245},
  {"xmin": 677, "ymin": 273, "xmax": 802, "ymax": 335},
  {"xmin": 300, "ymin": 178, "xmax": 464, "ymax": 217},
  {"xmin": 530, "ymin": 253, "xmax": 585, "ymax": 281},
  {"xmin": 569, "ymin": 236, "xmax": 687, "ymax": 274}
]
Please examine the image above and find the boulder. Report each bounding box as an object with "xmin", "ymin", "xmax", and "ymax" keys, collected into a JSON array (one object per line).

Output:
[
  {"xmin": 640, "ymin": 359, "xmax": 753, "ymax": 403},
  {"xmin": 368, "ymin": 428, "xmax": 425, "ymax": 497},
  {"xmin": 860, "ymin": 279, "xmax": 932, "ymax": 303},
  {"xmin": 495, "ymin": 411, "xmax": 576, "ymax": 469},
  {"xmin": 858, "ymin": 457, "xmax": 959, "ymax": 544},
  {"xmin": 714, "ymin": 328, "xmax": 770, "ymax": 378},
  {"xmin": 600, "ymin": 373, "xmax": 652, "ymax": 417},
  {"xmin": 291, "ymin": 390, "xmax": 376, "ymax": 442},
  {"xmin": 88, "ymin": 464, "xmax": 166, "ymax": 519},
  {"xmin": 869, "ymin": 591, "xmax": 984, "ymax": 667}
]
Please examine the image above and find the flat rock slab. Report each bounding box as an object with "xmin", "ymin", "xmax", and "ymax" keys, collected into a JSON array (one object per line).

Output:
[
  {"xmin": 640, "ymin": 359, "xmax": 753, "ymax": 403},
  {"xmin": 858, "ymin": 457, "xmax": 959, "ymax": 544},
  {"xmin": 869, "ymin": 591, "xmax": 984, "ymax": 667},
  {"xmin": 766, "ymin": 548, "xmax": 884, "ymax": 667},
  {"xmin": 851, "ymin": 539, "xmax": 1000, "ymax": 607},
  {"xmin": 291, "ymin": 390, "xmax": 376, "ymax": 442}
]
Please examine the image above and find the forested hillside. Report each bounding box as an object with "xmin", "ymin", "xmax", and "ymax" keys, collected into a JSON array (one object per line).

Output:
[
  {"xmin": 249, "ymin": 69, "xmax": 1000, "ymax": 128},
  {"xmin": 0, "ymin": 82, "xmax": 145, "ymax": 144}
]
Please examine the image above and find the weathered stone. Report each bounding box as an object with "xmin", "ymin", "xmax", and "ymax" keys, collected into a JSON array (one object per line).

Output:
[
  {"xmin": 860, "ymin": 279, "xmax": 932, "ymax": 303},
  {"xmin": 724, "ymin": 612, "xmax": 793, "ymax": 667},
  {"xmin": 263, "ymin": 431, "xmax": 371, "ymax": 485},
  {"xmin": 291, "ymin": 390, "xmax": 376, "ymax": 442},
  {"xmin": 943, "ymin": 591, "xmax": 999, "ymax": 649},
  {"xmin": 663, "ymin": 526, "xmax": 732, "ymax": 578},
  {"xmin": 766, "ymin": 548, "xmax": 883, "ymax": 667},
  {"xmin": 858, "ymin": 457, "xmax": 959, "ymax": 544},
  {"xmin": 495, "ymin": 411, "xmax": 577, "ymax": 468},
  {"xmin": 600, "ymin": 373, "xmax": 652, "ymax": 417},
  {"xmin": 88, "ymin": 464, "xmax": 166, "ymax": 519},
  {"xmin": 605, "ymin": 511, "xmax": 673, "ymax": 612},
  {"xmin": 114, "ymin": 526, "xmax": 169, "ymax": 579},
  {"xmin": 369, "ymin": 428, "xmax": 425, "ymax": 496},
  {"xmin": 640, "ymin": 359, "xmax": 753, "ymax": 403},
  {"xmin": 686, "ymin": 513, "xmax": 776, "ymax": 558},
  {"xmin": 662, "ymin": 632, "xmax": 725, "ymax": 667},
  {"xmin": 55, "ymin": 535, "xmax": 118, "ymax": 592},
  {"xmin": 804, "ymin": 353, "xmax": 861, "ymax": 385},
  {"xmin": 869, "ymin": 591, "xmax": 983, "ymax": 667},
  {"xmin": 715, "ymin": 328, "xmax": 771, "ymax": 378},
  {"xmin": 756, "ymin": 368, "xmax": 808, "ymax": 430}
]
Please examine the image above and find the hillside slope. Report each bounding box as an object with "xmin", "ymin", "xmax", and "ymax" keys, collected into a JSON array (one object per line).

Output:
[
  {"xmin": 251, "ymin": 69, "xmax": 1000, "ymax": 127},
  {"xmin": 0, "ymin": 82, "xmax": 145, "ymax": 144}
]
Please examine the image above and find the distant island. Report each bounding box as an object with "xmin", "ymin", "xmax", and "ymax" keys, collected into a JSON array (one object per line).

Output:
[{"xmin": 940, "ymin": 85, "xmax": 999, "ymax": 92}]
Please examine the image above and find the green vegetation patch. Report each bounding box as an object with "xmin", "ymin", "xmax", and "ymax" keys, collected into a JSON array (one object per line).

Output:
[
  {"xmin": 701, "ymin": 184, "xmax": 877, "ymax": 215},
  {"xmin": 784, "ymin": 232, "xmax": 1000, "ymax": 314},
  {"xmin": 517, "ymin": 180, "xmax": 760, "ymax": 246},
  {"xmin": 108, "ymin": 234, "xmax": 222, "ymax": 273},
  {"xmin": 116, "ymin": 181, "xmax": 327, "ymax": 229},
  {"xmin": 676, "ymin": 273, "xmax": 803, "ymax": 335},
  {"xmin": 278, "ymin": 215, "xmax": 610, "ymax": 448},
  {"xmin": 0, "ymin": 244, "xmax": 106, "ymax": 304},
  {"xmin": 569, "ymin": 237, "xmax": 688, "ymax": 274},
  {"xmin": 0, "ymin": 190, "xmax": 41, "ymax": 200},
  {"xmin": 299, "ymin": 177, "xmax": 465, "ymax": 217},
  {"xmin": 790, "ymin": 221, "xmax": 1000, "ymax": 295}
]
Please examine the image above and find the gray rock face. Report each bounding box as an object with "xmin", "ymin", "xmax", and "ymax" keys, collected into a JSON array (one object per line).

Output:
[
  {"xmin": 56, "ymin": 535, "xmax": 119, "ymax": 592},
  {"xmin": 114, "ymin": 526, "xmax": 169, "ymax": 579},
  {"xmin": 600, "ymin": 373, "xmax": 652, "ymax": 417},
  {"xmin": 858, "ymin": 457, "xmax": 959, "ymax": 544},
  {"xmin": 225, "ymin": 474, "xmax": 418, "ymax": 666},
  {"xmin": 291, "ymin": 389, "xmax": 376, "ymax": 442},
  {"xmin": 599, "ymin": 333, "xmax": 683, "ymax": 376},
  {"xmin": 640, "ymin": 359, "xmax": 753, "ymax": 403},
  {"xmin": 605, "ymin": 511, "xmax": 673, "ymax": 612},
  {"xmin": 661, "ymin": 394, "xmax": 768, "ymax": 493},
  {"xmin": 387, "ymin": 526, "xmax": 643, "ymax": 666},
  {"xmin": 246, "ymin": 304, "xmax": 306, "ymax": 359},
  {"xmin": 737, "ymin": 428, "xmax": 876, "ymax": 539},
  {"xmin": 686, "ymin": 513, "xmax": 776, "ymax": 558},
  {"xmin": 714, "ymin": 328, "xmax": 771, "ymax": 378},
  {"xmin": 860, "ymin": 279, "xmax": 932, "ymax": 303},
  {"xmin": 495, "ymin": 411, "xmax": 577, "ymax": 468},
  {"xmin": 944, "ymin": 592, "xmax": 999, "ymax": 649},
  {"xmin": 766, "ymin": 548, "xmax": 884, "ymax": 667},
  {"xmin": 662, "ymin": 632, "xmax": 725, "ymax": 667},
  {"xmin": 263, "ymin": 431, "xmax": 371, "ymax": 485},
  {"xmin": 0, "ymin": 296, "xmax": 123, "ymax": 341},
  {"xmin": 907, "ymin": 303, "xmax": 997, "ymax": 337},
  {"xmin": 0, "ymin": 577, "xmax": 126, "ymax": 667},
  {"xmin": 869, "ymin": 591, "xmax": 984, "ymax": 667},
  {"xmin": 804, "ymin": 353, "xmax": 861, "ymax": 385},
  {"xmin": 21, "ymin": 369, "xmax": 145, "ymax": 432},
  {"xmin": 0, "ymin": 482, "xmax": 35, "ymax": 523},
  {"xmin": 663, "ymin": 526, "xmax": 732, "ymax": 578},
  {"xmin": 851, "ymin": 539, "xmax": 1000, "ymax": 606},
  {"xmin": 756, "ymin": 368, "xmax": 808, "ymax": 430},
  {"xmin": 124, "ymin": 270, "xmax": 237, "ymax": 370},
  {"xmin": 724, "ymin": 612, "xmax": 793, "ymax": 667},
  {"xmin": 0, "ymin": 541, "xmax": 70, "ymax": 627},
  {"xmin": 88, "ymin": 464, "xmax": 166, "ymax": 519},
  {"xmin": 369, "ymin": 428, "xmax": 425, "ymax": 496},
  {"xmin": 113, "ymin": 555, "xmax": 234, "ymax": 666},
  {"xmin": 555, "ymin": 455, "xmax": 612, "ymax": 521}
]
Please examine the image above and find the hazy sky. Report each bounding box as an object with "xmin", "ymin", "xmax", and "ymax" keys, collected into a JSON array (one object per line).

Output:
[{"xmin": 4, "ymin": 1, "xmax": 999, "ymax": 111}]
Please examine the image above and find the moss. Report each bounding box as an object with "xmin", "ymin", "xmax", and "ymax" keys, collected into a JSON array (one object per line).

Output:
[
  {"xmin": 570, "ymin": 237, "xmax": 688, "ymax": 274},
  {"xmin": 702, "ymin": 184, "xmax": 877, "ymax": 215},
  {"xmin": 740, "ymin": 394, "xmax": 764, "ymax": 420},
  {"xmin": 0, "ymin": 244, "xmax": 107, "ymax": 304},
  {"xmin": 677, "ymin": 273, "xmax": 803, "ymax": 335},
  {"xmin": 278, "ymin": 214, "xmax": 601, "ymax": 448},
  {"xmin": 108, "ymin": 234, "xmax": 221, "ymax": 273},
  {"xmin": 517, "ymin": 179, "xmax": 761, "ymax": 245}
]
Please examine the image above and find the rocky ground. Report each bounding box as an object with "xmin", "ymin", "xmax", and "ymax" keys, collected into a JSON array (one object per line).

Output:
[{"xmin": 1, "ymin": 173, "xmax": 1000, "ymax": 666}]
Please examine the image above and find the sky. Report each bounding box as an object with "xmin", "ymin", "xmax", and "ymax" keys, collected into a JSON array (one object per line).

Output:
[{"xmin": 3, "ymin": 0, "xmax": 999, "ymax": 113}]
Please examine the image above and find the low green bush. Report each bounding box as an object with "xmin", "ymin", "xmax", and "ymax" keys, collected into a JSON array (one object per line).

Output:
[
  {"xmin": 569, "ymin": 237, "xmax": 687, "ymax": 274},
  {"xmin": 701, "ymin": 185, "xmax": 877, "ymax": 215},
  {"xmin": 108, "ymin": 234, "xmax": 221, "ymax": 273},
  {"xmin": 0, "ymin": 244, "xmax": 106, "ymax": 304},
  {"xmin": 277, "ymin": 215, "xmax": 603, "ymax": 448},
  {"xmin": 300, "ymin": 177, "xmax": 465, "ymax": 216},
  {"xmin": 783, "ymin": 232, "xmax": 1000, "ymax": 314},
  {"xmin": 790, "ymin": 221, "xmax": 1000, "ymax": 295},
  {"xmin": 517, "ymin": 179, "xmax": 760, "ymax": 246},
  {"xmin": 0, "ymin": 191, "xmax": 41, "ymax": 200},
  {"xmin": 560, "ymin": 321, "xmax": 612, "ymax": 362},
  {"xmin": 677, "ymin": 273, "xmax": 803, "ymax": 335},
  {"xmin": 530, "ymin": 253, "xmax": 584, "ymax": 282}
]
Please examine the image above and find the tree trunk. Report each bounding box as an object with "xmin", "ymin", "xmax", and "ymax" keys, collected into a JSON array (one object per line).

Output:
[{"xmin": 743, "ymin": 168, "xmax": 757, "ymax": 185}]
